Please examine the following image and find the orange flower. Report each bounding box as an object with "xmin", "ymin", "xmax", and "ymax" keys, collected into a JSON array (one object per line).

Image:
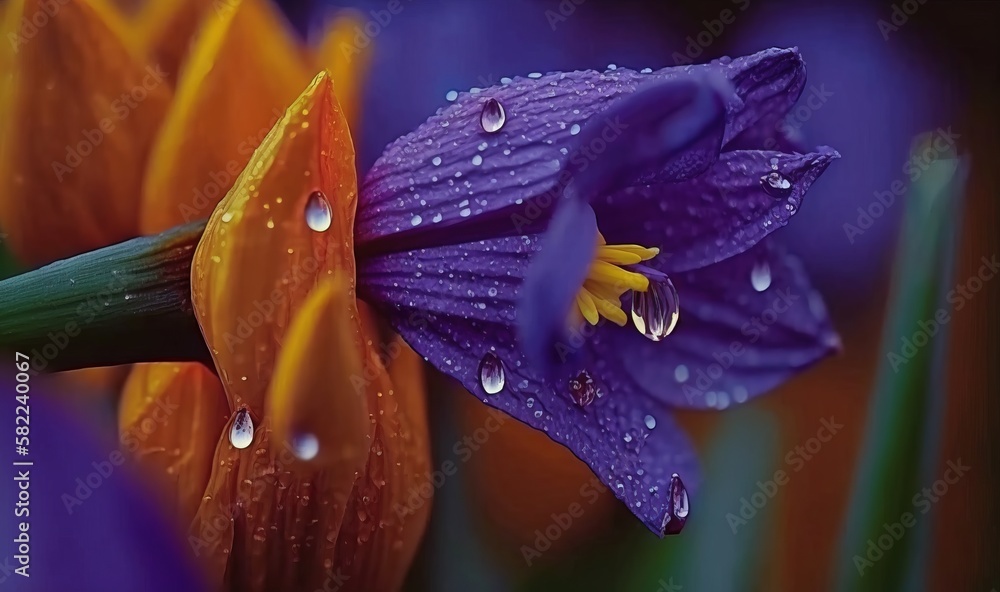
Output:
[{"xmin": 1, "ymin": 1, "xmax": 431, "ymax": 589}]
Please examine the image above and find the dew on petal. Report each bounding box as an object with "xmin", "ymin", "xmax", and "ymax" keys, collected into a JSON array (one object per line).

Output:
[
  {"xmin": 569, "ymin": 370, "xmax": 599, "ymax": 407},
  {"xmin": 229, "ymin": 408, "xmax": 254, "ymax": 449},
  {"xmin": 674, "ymin": 364, "xmax": 689, "ymax": 383},
  {"xmin": 760, "ymin": 171, "xmax": 792, "ymax": 198},
  {"xmin": 661, "ymin": 473, "xmax": 690, "ymax": 535},
  {"xmin": 570, "ymin": 123, "xmax": 581, "ymax": 136},
  {"xmin": 290, "ymin": 431, "xmax": 319, "ymax": 461},
  {"xmin": 478, "ymin": 352, "xmax": 505, "ymax": 395},
  {"xmin": 445, "ymin": 90, "xmax": 458, "ymax": 101},
  {"xmin": 751, "ymin": 261, "xmax": 772, "ymax": 292},
  {"xmin": 410, "ymin": 214, "xmax": 423, "ymax": 226},
  {"xmin": 630, "ymin": 276, "xmax": 680, "ymax": 341},
  {"xmin": 644, "ymin": 415, "xmax": 656, "ymax": 430},
  {"xmin": 304, "ymin": 190, "xmax": 332, "ymax": 232},
  {"xmin": 480, "ymin": 98, "xmax": 506, "ymax": 133}
]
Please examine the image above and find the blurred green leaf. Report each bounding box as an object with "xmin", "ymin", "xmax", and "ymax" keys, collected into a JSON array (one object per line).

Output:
[{"xmin": 835, "ymin": 141, "xmax": 967, "ymax": 591}]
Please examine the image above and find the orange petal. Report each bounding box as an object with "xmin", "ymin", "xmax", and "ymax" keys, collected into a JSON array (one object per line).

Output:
[
  {"xmin": 267, "ymin": 276, "xmax": 372, "ymax": 473},
  {"xmin": 119, "ymin": 362, "xmax": 230, "ymax": 525},
  {"xmin": 0, "ymin": 0, "xmax": 171, "ymax": 266},
  {"xmin": 313, "ymin": 9, "xmax": 372, "ymax": 133},
  {"xmin": 129, "ymin": 0, "xmax": 214, "ymax": 82},
  {"xmin": 140, "ymin": 0, "xmax": 311, "ymax": 233},
  {"xmin": 333, "ymin": 332, "xmax": 432, "ymax": 591},
  {"xmin": 191, "ymin": 70, "xmax": 357, "ymax": 415},
  {"xmin": 55, "ymin": 366, "xmax": 130, "ymax": 398}
]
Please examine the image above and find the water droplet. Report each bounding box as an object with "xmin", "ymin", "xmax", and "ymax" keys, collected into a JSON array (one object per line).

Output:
[
  {"xmin": 472, "ymin": 155, "xmax": 483, "ymax": 166},
  {"xmin": 290, "ymin": 432, "xmax": 319, "ymax": 461},
  {"xmin": 674, "ymin": 365, "xmax": 689, "ymax": 383},
  {"xmin": 304, "ymin": 191, "xmax": 332, "ymax": 232},
  {"xmin": 759, "ymin": 171, "xmax": 792, "ymax": 198},
  {"xmin": 445, "ymin": 90, "xmax": 458, "ymax": 101},
  {"xmin": 229, "ymin": 408, "xmax": 254, "ymax": 449},
  {"xmin": 644, "ymin": 415, "xmax": 656, "ymax": 430},
  {"xmin": 480, "ymin": 98, "xmax": 506, "ymax": 133},
  {"xmin": 630, "ymin": 276, "xmax": 680, "ymax": 341},
  {"xmin": 478, "ymin": 352, "xmax": 505, "ymax": 395},
  {"xmin": 568, "ymin": 371, "xmax": 599, "ymax": 407},
  {"xmin": 410, "ymin": 214, "xmax": 422, "ymax": 226},
  {"xmin": 569, "ymin": 123, "xmax": 581, "ymax": 136},
  {"xmin": 661, "ymin": 473, "xmax": 689, "ymax": 535},
  {"xmin": 751, "ymin": 261, "xmax": 772, "ymax": 292},
  {"xmin": 432, "ymin": 156, "xmax": 442, "ymax": 166},
  {"xmin": 527, "ymin": 72, "xmax": 542, "ymax": 79}
]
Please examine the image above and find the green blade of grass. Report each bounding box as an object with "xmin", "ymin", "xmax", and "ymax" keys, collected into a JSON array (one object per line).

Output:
[{"xmin": 835, "ymin": 144, "xmax": 967, "ymax": 591}]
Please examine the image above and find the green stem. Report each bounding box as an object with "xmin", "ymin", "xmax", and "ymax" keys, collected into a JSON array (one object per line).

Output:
[{"xmin": 0, "ymin": 221, "xmax": 211, "ymax": 372}]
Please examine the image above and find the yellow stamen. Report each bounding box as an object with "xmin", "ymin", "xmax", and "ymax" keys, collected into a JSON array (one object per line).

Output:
[
  {"xmin": 576, "ymin": 290, "xmax": 600, "ymax": 325},
  {"xmin": 575, "ymin": 233, "xmax": 660, "ymax": 326}
]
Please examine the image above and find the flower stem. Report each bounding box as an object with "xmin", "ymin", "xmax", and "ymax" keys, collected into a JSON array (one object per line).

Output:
[{"xmin": 0, "ymin": 221, "xmax": 212, "ymax": 373}]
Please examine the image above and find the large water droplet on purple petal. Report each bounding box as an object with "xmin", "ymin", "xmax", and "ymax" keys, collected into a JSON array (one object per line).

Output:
[
  {"xmin": 760, "ymin": 171, "xmax": 792, "ymax": 198},
  {"xmin": 569, "ymin": 370, "xmax": 599, "ymax": 407},
  {"xmin": 630, "ymin": 276, "xmax": 680, "ymax": 341},
  {"xmin": 480, "ymin": 98, "xmax": 506, "ymax": 133},
  {"xmin": 661, "ymin": 473, "xmax": 689, "ymax": 535},
  {"xmin": 304, "ymin": 190, "xmax": 332, "ymax": 232},
  {"xmin": 478, "ymin": 352, "xmax": 505, "ymax": 395},
  {"xmin": 229, "ymin": 407, "xmax": 254, "ymax": 449}
]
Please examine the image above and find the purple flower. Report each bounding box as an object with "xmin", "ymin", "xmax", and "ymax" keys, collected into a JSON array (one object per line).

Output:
[{"xmin": 354, "ymin": 48, "xmax": 839, "ymax": 535}]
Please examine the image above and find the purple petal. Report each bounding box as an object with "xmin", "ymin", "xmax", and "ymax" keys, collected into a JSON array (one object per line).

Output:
[
  {"xmin": 356, "ymin": 48, "xmax": 806, "ymax": 254},
  {"xmin": 721, "ymin": 47, "xmax": 808, "ymax": 148},
  {"xmin": 595, "ymin": 147, "xmax": 840, "ymax": 272},
  {"xmin": 563, "ymin": 75, "xmax": 727, "ymax": 203},
  {"xmin": 519, "ymin": 200, "xmax": 597, "ymax": 372},
  {"xmin": 0, "ymin": 378, "xmax": 207, "ymax": 591},
  {"xmin": 358, "ymin": 236, "xmax": 699, "ymax": 534},
  {"xmin": 589, "ymin": 239, "xmax": 840, "ymax": 410}
]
